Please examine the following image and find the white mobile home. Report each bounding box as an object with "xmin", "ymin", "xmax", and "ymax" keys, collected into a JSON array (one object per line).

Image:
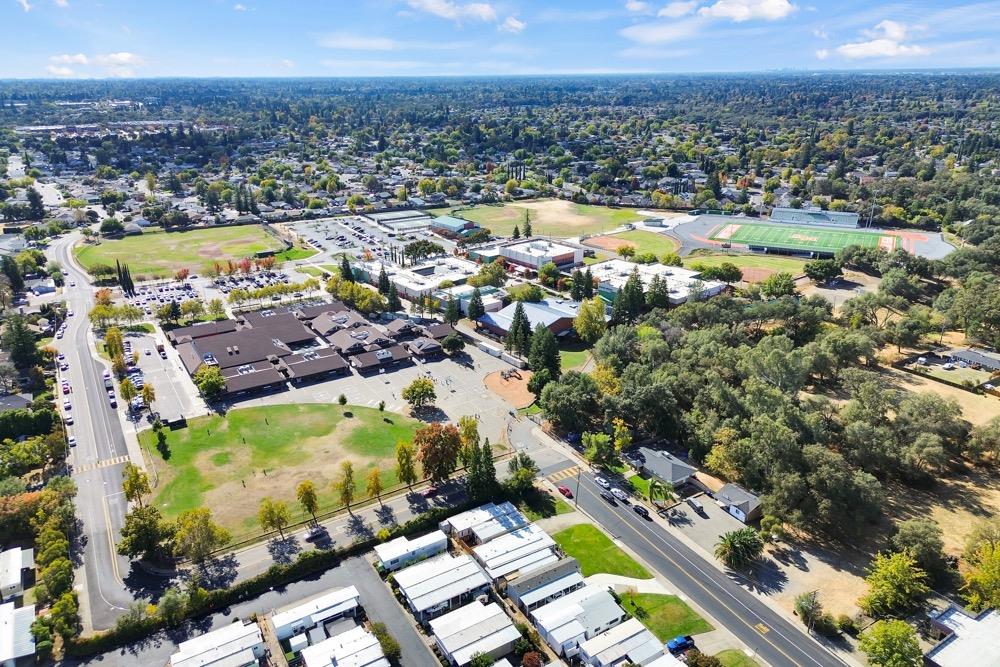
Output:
[{"xmin": 374, "ymin": 530, "xmax": 447, "ymax": 571}]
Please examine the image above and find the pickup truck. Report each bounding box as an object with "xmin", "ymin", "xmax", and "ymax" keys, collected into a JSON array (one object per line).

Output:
[{"xmin": 667, "ymin": 635, "xmax": 695, "ymax": 654}]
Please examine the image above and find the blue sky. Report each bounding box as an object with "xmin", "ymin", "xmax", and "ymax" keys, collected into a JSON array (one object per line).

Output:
[{"xmin": 3, "ymin": 0, "xmax": 1000, "ymax": 78}]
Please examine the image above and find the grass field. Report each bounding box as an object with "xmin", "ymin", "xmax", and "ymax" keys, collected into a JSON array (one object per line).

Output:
[
  {"xmin": 684, "ymin": 251, "xmax": 807, "ymax": 274},
  {"xmin": 610, "ymin": 230, "xmax": 680, "ymax": 256},
  {"xmin": 559, "ymin": 340, "xmax": 591, "ymax": 372},
  {"xmin": 75, "ymin": 226, "xmax": 286, "ymax": 279},
  {"xmin": 628, "ymin": 474, "xmax": 651, "ymax": 499},
  {"xmin": 709, "ymin": 222, "xmax": 896, "ymax": 254},
  {"xmin": 516, "ymin": 487, "xmax": 575, "ymax": 521},
  {"xmin": 140, "ymin": 404, "xmax": 423, "ymax": 532},
  {"xmin": 620, "ymin": 592, "xmax": 713, "ymax": 641},
  {"xmin": 431, "ymin": 199, "xmax": 643, "ymax": 238},
  {"xmin": 552, "ymin": 524, "xmax": 652, "ymax": 579},
  {"xmin": 716, "ymin": 649, "xmax": 761, "ymax": 667}
]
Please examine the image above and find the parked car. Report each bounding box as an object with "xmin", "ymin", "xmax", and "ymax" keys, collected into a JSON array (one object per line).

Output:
[
  {"xmin": 600, "ymin": 491, "xmax": 617, "ymax": 505},
  {"xmin": 67, "ymin": 436, "xmax": 76, "ymax": 447},
  {"xmin": 595, "ymin": 476, "xmax": 611, "ymax": 489},
  {"xmin": 633, "ymin": 505, "xmax": 650, "ymax": 519},
  {"xmin": 668, "ymin": 636, "xmax": 695, "ymax": 654},
  {"xmin": 557, "ymin": 485, "xmax": 573, "ymax": 499},
  {"xmin": 421, "ymin": 486, "xmax": 438, "ymax": 498},
  {"xmin": 304, "ymin": 526, "xmax": 326, "ymax": 542},
  {"xmin": 611, "ymin": 488, "xmax": 629, "ymax": 503}
]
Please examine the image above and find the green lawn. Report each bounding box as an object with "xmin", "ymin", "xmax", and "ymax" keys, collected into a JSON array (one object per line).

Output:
[
  {"xmin": 274, "ymin": 246, "xmax": 318, "ymax": 262},
  {"xmin": 552, "ymin": 524, "xmax": 651, "ymax": 579},
  {"xmin": 684, "ymin": 251, "xmax": 807, "ymax": 275},
  {"xmin": 620, "ymin": 592, "xmax": 713, "ymax": 641},
  {"xmin": 708, "ymin": 221, "xmax": 894, "ymax": 253},
  {"xmin": 140, "ymin": 404, "xmax": 423, "ymax": 532},
  {"xmin": 716, "ymin": 649, "xmax": 761, "ymax": 667},
  {"xmin": 431, "ymin": 200, "xmax": 643, "ymax": 238},
  {"xmin": 612, "ymin": 230, "xmax": 680, "ymax": 256},
  {"xmin": 75, "ymin": 226, "xmax": 285, "ymax": 279},
  {"xmin": 628, "ymin": 474, "xmax": 650, "ymax": 499},
  {"xmin": 297, "ymin": 266, "xmax": 331, "ymax": 278},
  {"xmin": 559, "ymin": 342, "xmax": 591, "ymax": 372}
]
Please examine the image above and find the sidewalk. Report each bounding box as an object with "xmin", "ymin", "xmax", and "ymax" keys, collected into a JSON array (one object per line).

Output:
[{"xmin": 585, "ymin": 573, "xmax": 671, "ymax": 595}]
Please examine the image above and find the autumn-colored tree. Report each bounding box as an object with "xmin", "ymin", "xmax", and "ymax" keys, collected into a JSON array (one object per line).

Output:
[
  {"xmin": 415, "ymin": 423, "xmax": 462, "ymax": 483},
  {"xmin": 238, "ymin": 257, "xmax": 252, "ymax": 275},
  {"xmin": 296, "ymin": 480, "xmax": 319, "ymax": 521},
  {"xmin": 174, "ymin": 267, "xmax": 190, "ymax": 282},
  {"xmin": 366, "ymin": 468, "xmax": 384, "ymax": 506},
  {"xmin": 94, "ymin": 287, "xmax": 114, "ymax": 306},
  {"xmin": 396, "ymin": 440, "xmax": 418, "ymax": 488},
  {"xmin": 336, "ymin": 461, "xmax": 356, "ymax": 513}
]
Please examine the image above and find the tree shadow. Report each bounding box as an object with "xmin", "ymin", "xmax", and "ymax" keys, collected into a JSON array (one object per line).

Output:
[
  {"xmin": 406, "ymin": 492, "xmax": 431, "ymax": 514},
  {"xmin": 193, "ymin": 553, "xmax": 239, "ymax": 589},
  {"xmin": 346, "ymin": 513, "xmax": 373, "ymax": 539},
  {"xmin": 375, "ymin": 504, "xmax": 397, "ymax": 526},
  {"xmin": 413, "ymin": 406, "xmax": 449, "ymax": 423},
  {"xmin": 664, "ymin": 508, "xmax": 694, "ymax": 527},
  {"xmin": 122, "ymin": 563, "xmax": 176, "ymax": 601},
  {"xmin": 739, "ymin": 558, "xmax": 789, "ymax": 596},
  {"xmin": 768, "ymin": 544, "xmax": 810, "ymax": 572},
  {"xmin": 518, "ymin": 487, "xmax": 558, "ymax": 519},
  {"xmin": 267, "ymin": 536, "xmax": 302, "ymax": 564}
]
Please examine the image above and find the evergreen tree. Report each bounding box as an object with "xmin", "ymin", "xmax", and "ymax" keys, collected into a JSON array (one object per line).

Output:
[
  {"xmin": 386, "ymin": 284, "xmax": 402, "ymax": 312},
  {"xmin": 1, "ymin": 256, "xmax": 23, "ymax": 292},
  {"xmin": 377, "ymin": 266, "xmax": 390, "ymax": 294},
  {"xmin": 512, "ymin": 224, "xmax": 520, "ymax": 240},
  {"xmin": 528, "ymin": 323, "xmax": 561, "ymax": 380},
  {"xmin": 582, "ymin": 268, "xmax": 594, "ymax": 299},
  {"xmin": 570, "ymin": 269, "xmax": 585, "ymax": 301},
  {"xmin": 622, "ymin": 267, "xmax": 645, "ymax": 322},
  {"xmin": 481, "ymin": 438, "xmax": 497, "ymax": 495},
  {"xmin": 465, "ymin": 440, "xmax": 483, "ymax": 501},
  {"xmin": 506, "ymin": 301, "xmax": 532, "ymax": 355},
  {"xmin": 646, "ymin": 273, "xmax": 670, "ymax": 309},
  {"xmin": 467, "ymin": 287, "xmax": 485, "ymax": 322},
  {"xmin": 340, "ymin": 256, "xmax": 354, "ymax": 282},
  {"xmin": 444, "ymin": 297, "xmax": 461, "ymax": 325},
  {"xmin": 610, "ymin": 291, "xmax": 629, "ymax": 326},
  {"xmin": 523, "ymin": 211, "xmax": 532, "ymax": 237}
]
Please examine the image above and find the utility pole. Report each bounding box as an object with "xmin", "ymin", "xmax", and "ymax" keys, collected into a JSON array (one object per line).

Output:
[{"xmin": 574, "ymin": 467, "xmax": 582, "ymax": 507}]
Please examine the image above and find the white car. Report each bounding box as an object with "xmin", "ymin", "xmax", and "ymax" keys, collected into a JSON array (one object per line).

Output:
[
  {"xmin": 67, "ymin": 436, "xmax": 77, "ymax": 447},
  {"xmin": 611, "ymin": 488, "xmax": 629, "ymax": 503},
  {"xmin": 67, "ymin": 310, "xmax": 74, "ymax": 317},
  {"xmin": 62, "ymin": 400, "xmax": 72, "ymax": 411},
  {"xmin": 595, "ymin": 476, "xmax": 611, "ymax": 489},
  {"xmin": 69, "ymin": 280, "xmax": 76, "ymax": 287}
]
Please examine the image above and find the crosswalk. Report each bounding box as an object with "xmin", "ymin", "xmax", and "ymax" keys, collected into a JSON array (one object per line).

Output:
[
  {"xmin": 73, "ymin": 455, "xmax": 131, "ymax": 474},
  {"xmin": 547, "ymin": 466, "xmax": 581, "ymax": 483}
]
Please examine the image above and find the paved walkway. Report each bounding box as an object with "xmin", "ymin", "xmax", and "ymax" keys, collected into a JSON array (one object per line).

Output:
[{"xmin": 585, "ymin": 573, "xmax": 671, "ymax": 595}]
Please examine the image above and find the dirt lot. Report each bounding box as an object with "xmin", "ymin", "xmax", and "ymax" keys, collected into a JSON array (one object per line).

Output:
[
  {"xmin": 585, "ymin": 235, "xmax": 634, "ymax": 252},
  {"xmin": 484, "ymin": 369, "xmax": 535, "ymax": 409},
  {"xmin": 885, "ymin": 365, "xmax": 1000, "ymax": 426}
]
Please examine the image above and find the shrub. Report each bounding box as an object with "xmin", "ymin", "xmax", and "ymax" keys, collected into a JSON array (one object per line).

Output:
[
  {"xmin": 837, "ymin": 613, "xmax": 858, "ymax": 635},
  {"xmin": 814, "ymin": 613, "xmax": 841, "ymax": 638},
  {"xmin": 370, "ymin": 622, "xmax": 401, "ymax": 663}
]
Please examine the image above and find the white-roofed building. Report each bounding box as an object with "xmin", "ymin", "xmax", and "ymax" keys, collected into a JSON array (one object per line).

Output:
[
  {"xmin": 439, "ymin": 502, "xmax": 525, "ymax": 542},
  {"xmin": 926, "ymin": 605, "xmax": 1000, "ymax": 667},
  {"xmin": 170, "ymin": 620, "xmax": 265, "ymax": 667},
  {"xmin": 0, "ymin": 548, "xmax": 33, "ymax": 601},
  {"xmin": 589, "ymin": 258, "xmax": 726, "ymax": 306},
  {"xmin": 578, "ymin": 617, "xmax": 665, "ymax": 667},
  {"xmin": 299, "ymin": 625, "xmax": 389, "ymax": 667},
  {"xmin": 501, "ymin": 239, "xmax": 583, "ymax": 270},
  {"xmin": 270, "ymin": 586, "xmax": 361, "ymax": 641},
  {"xmin": 429, "ymin": 599, "xmax": 521, "ymax": 667},
  {"xmin": 469, "ymin": 511, "xmax": 530, "ymax": 545},
  {"xmin": 394, "ymin": 553, "xmax": 490, "ymax": 623},
  {"xmin": 374, "ymin": 530, "xmax": 448, "ymax": 572},
  {"xmin": 531, "ymin": 585, "xmax": 628, "ymax": 658},
  {"xmin": 506, "ymin": 557, "xmax": 584, "ymax": 613},
  {"xmin": 0, "ymin": 601, "xmax": 34, "ymax": 667},
  {"xmin": 472, "ymin": 524, "xmax": 557, "ymax": 581},
  {"xmin": 645, "ymin": 653, "xmax": 684, "ymax": 667}
]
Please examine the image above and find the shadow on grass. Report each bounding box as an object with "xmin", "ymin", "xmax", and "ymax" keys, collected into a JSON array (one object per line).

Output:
[{"xmin": 517, "ymin": 487, "xmax": 559, "ymax": 520}]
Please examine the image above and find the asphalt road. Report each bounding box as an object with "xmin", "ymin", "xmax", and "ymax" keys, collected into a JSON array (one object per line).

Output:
[
  {"xmin": 52, "ymin": 233, "xmax": 153, "ymax": 631},
  {"xmin": 565, "ymin": 467, "xmax": 851, "ymax": 667}
]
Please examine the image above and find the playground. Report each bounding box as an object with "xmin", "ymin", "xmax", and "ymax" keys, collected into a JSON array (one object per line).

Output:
[{"xmin": 484, "ymin": 368, "xmax": 535, "ymax": 409}]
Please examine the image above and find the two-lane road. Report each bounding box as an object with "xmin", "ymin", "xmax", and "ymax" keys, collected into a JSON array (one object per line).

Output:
[{"xmin": 558, "ymin": 466, "xmax": 851, "ymax": 667}]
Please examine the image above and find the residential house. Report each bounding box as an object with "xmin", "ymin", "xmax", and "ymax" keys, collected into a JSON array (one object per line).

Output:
[
  {"xmin": 638, "ymin": 448, "xmax": 697, "ymax": 488},
  {"xmin": 393, "ymin": 553, "xmax": 491, "ymax": 623},
  {"xmin": 429, "ymin": 600, "xmax": 521, "ymax": 667}
]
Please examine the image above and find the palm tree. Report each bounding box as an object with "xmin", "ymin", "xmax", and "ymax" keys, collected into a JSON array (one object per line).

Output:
[
  {"xmin": 648, "ymin": 479, "xmax": 675, "ymax": 508},
  {"xmin": 714, "ymin": 527, "xmax": 764, "ymax": 571}
]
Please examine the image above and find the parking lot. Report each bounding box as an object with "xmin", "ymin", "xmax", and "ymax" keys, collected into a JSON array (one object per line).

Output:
[
  {"xmin": 665, "ymin": 492, "xmax": 747, "ymax": 557},
  {"xmin": 288, "ymin": 215, "xmax": 456, "ymax": 264},
  {"xmin": 122, "ymin": 331, "xmax": 205, "ymax": 422}
]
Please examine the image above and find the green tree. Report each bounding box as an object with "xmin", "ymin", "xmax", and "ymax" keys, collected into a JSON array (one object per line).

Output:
[
  {"xmin": 858, "ymin": 552, "xmax": 929, "ymax": 617},
  {"xmin": 963, "ymin": 542, "xmax": 1000, "ymax": 612},
  {"xmin": 441, "ymin": 333, "xmax": 465, "ymax": 355},
  {"xmin": 118, "ymin": 504, "xmax": 175, "ymax": 561},
  {"xmin": 540, "ymin": 371, "xmax": 601, "ymax": 433},
  {"xmin": 336, "ymin": 460, "xmax": 356, "ymax": 513},
  {"xmin": 444, "ymin": 296, "xmax": 461, "ymax": 325},
  {"xmin": 891, "ymin": 519, "xmax": 948, "ymax": 583},
  {"xmin": 193, "ymin": 365, "xmax": 226, "ymax": 399},
  {"xmin": 172, "ymin": 508, "xmax": 231, "ymax": 563},
  {"xmin": 122, "ymin": 462, "xmax": 151, "ymax": 507},
  {"xmin": 396, "ymin": 440, "xmax": 419, "ymax": 489},
  {"xmin": 258, "ymin": 497, "xmax": 291, "ymax": 538},
  {"xmin": 804, "ymin": 259, "xmax": 843, "ymax": 284},
  {"xmin": 467, "ymin": 287, "xmax": 485, "ymax": 321},
  {"xmin": 402, "ymin": 377, "xmax": 436, "ymax": 409},
  {"xmin": 386, "ymin": 284, "xmax": 402, "ymax": 312},
  {"xmin": 528, "ymin": 323, "xmax": 561, "ymax": 380},
  {"xmin": 1, "ymin": 315, "xmax": 38, "ymax": 369},
  {"xmin": 858, "ymin": 620, "xmax": 922, "ymax": 667},
  {"xmin": 506, "ymin": 452, "xmax": 539, "ymax": 495},
  {"xmin": 505, "ymin": 301, "xmax": 532, "ymax": 355},
  {"xmin": 574, "ymin": 297, "xmax": 607, "ymax": 344},
  {"xmin": 538, "ymin": 261, "xmax": 560, "ymax": 287},
  {"xmin": 340, "ymin": 255, "xmax": 354, "ymax": 282},
  {"xmin": 793, "ymin": 591, "xmax": 823, "ymax": 632},
  {"xmin": 582, "ymin": 431, "xmax": 614, "ymax": 464},
  {"xmin": 156, "ymin": 587, "xmax": 188, "ymax": 625},
  {"xmin": 759, "ymin": 272, "xmax": 796, "ymax": 299},
  {"xmin": 714, "ymin": 527, "xmax": 764, "ymax": 570},
  {"xmin": 296, "ymin": 480, "xmax": 319, "ymax": 521}
]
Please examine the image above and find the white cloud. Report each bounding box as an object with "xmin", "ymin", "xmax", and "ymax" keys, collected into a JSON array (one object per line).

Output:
[
  {"xmin": 619, "ymin": 45, "xmax": 697, "ymax": 59},
  {"xmin": 93, "ymin": 52, "xmax": 143, "ymax": 66},
  {"xmin": 404, "ymin": 0, "xmax": 496, "ymax": 22},
  {"xmin": 46, "ymin": 65, "xmax": 74, "ymax": 76},
  {"xmin": 16, "ymin": 0, "xmax": 32, "ymax": 11},
  {"xmin": 499, "ymin": 16, "xmax": 525, "ymax": 33},
  {"xmin": 812, "ymin": 27, "xmax": 827, "ymax": 39},
  {"xmin": 280, "ymin": 59, "xmax": 295, "ymax": 68},
  {"xmin": 318, "ymin": 33, "xmax": 398, "ymax": 50},
  {"xmin": 658, "ymin": 1, "xmax": 698, "ymax": 18},
  {"xmin": 625, "ymin": 0, "xmax": 652, "ymax": 13},
  {"xmin": 50, "ymin": 53, "xmax": 89, "ymax": 64},
  {"xmin": 53, "ymin": 0, "xmax": 68, "ymax": 6},
  {"xmin": 233, "ymin": 3, "xmax": 247, "ymax": 10},
  {"xmin": 815, "ymin": 48, "xmax": 829, "ymax": 59},
  {"xmin": 620, "ymin": 16, "xmax": 704, "ymax": 44},
  {"xmin": 698, "ymin": 0, "xmax": 796, "ymax": 22},
  {"xmin": 835, "ymin": 20, "xmax": 929, "ymax": 59}
]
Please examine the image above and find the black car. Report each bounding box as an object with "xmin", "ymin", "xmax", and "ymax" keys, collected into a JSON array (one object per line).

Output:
[
  {"xmin": 633, "ymin": 505, "xmax": 651, "ymax": 519},
  {"xmin": 600, "ymin": 491, "xmax": 617, "ymax": 505}
]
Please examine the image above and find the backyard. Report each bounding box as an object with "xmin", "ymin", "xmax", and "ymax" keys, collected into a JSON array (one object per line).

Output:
[
  {"xmin": 552, "ymin": 523, "xmax": 652, "ymax": 579},
  {"xmin": 430, "ymin": 199, "xmax": 643, "ymax": 238},
  {"xmin": 139, "ymin": 404, "xmax": 423, "ymax": 533},
  {"xmin": 75, "ymin": 226, "xmax": 286, "ymax": 279},
  {"xmin": 619, "ymin": 591, "xmax": 713, "ymax": 641}
]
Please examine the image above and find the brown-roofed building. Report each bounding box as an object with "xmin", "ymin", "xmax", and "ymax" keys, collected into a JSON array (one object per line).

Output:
[
  {"xmin": 221, "ymin": 361, "xmax": 287, "ymax": 397},
  {"xmin": 167, "ymin": 319, "xmax": 239, "ymax": 345},
  {"xmin": 238, "ymin": 311, "xmax": 316, "ymax": 346},
  {"xmin": 328, "ymin": 327, "xmax": 393, "ymax": 356},
  {"xmin": 177, "ymin": 328, "xmax": 293, "ymax": 375},
  {"xmin": 405, "ymin": 336, "xmax": 444, "ymax": 359},
  {"xmin": 293, "ymin": 301, "xmax": 347, "ymax": 322},
  {"xmin": 352, "ymin": 345, "xmax": 412, "ymax": 373},
  {"xmin": 386, "ymin": 318, "xmax": 419, "ymax": 339},
  {"xmin": 422, "ymin": 322, "xmax": 457, "ymax": 341},
  {"xmin": 310, "ymin": 310, "xmax": 370, "ymax": 337},
  {"xmin": 283, "ymin": 348, "xmax": 350, "ymax": 383}
]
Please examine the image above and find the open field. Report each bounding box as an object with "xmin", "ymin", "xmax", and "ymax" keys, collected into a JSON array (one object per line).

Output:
[
  {"xmin": 884, "ymin": 365, "xmax": 1000, "ymax": 426},
  {"xmin": 552, "ymin": 523, "xmax": 652, "ymax": 579},
  {"xmin": 684, "ymin": 251, "xmax": 807, "ymax": 282},
  {"xmin": 140, "ymin": 404, "xmax": 422, "ymax": 532},
  {"xmin": 603, "ymin": 229, "xmax": 680, "ymax": 256},
  {"xmin": 75, "ymin": 226, "xmax": 285, "ymax": 279},
  {"xmin": 431, "ymin": 199, "xmax": 643, "ymax": 238},
  {"xmin": 709, "ymin": 222, "xmax": 896, "ymax": 254},
  {"xmin": 619, "ymin": 592, "xmax": 713, "ymax": 641},
  {"xmin": 559, "ymin": 340, "xmax": 591, "ymax": 372}
]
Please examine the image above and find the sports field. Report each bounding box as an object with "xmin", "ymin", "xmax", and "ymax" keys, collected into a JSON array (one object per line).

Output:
[
  {"xmin": 75, "ymin": 226, "xmax": 286, "ymax": 279},
  {"xmin": 139, "ymin": 404, "xmax": 423, "ymax": 533},
  {"xmin": 709, "ymin": 222, "xmax": 896, "ymax": 254},
  {"xmin": 430, "ymin": 199, "xmax": 643, "ymax": 238}
]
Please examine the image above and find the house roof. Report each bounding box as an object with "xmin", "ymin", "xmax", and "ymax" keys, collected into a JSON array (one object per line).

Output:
[
  {"xmin": 167, "ymin": 319, "xmax": 239, "ymax": 343},
  {"xmin": 429, "ymin": 600, "xmax": 520, "ymax": 667},
  {"xmin": 311, "ymin": 310, "xmax": 369, "ymax": 337},
  {"xmin": 222, "ymin": 363, "xmax": 286, "ymax": 394},
  {"xmin": 532, "ymin": 585, "xmax": 626, "ymax": 648},
  {"xmin": 329, "ymin": 327, "xmax": 392, "ymax": 354},
  {"xmin": 293, "ymin": 300, "xmax": 347, "ymax": 321},
  {"xmin": 0, "ymin": 393, "xmax": 32, "ymax": 414},
  {"xmin": 352, "ymin": 345, "xmax": 411, "ymax": 370},
  {"xmin": 422, "ymin": 322, "xmax": 457, "ymax": 340},
  {"xmin": 507, "ymin": 557, "xmax": 582, "ymax": 599},
  {"xmin": 927, "ymin": 606, "xmax": 1000, "ymax": 667},
  {"xmin": 386, "ymin": 318, "xmax": 418, "ymax": 335},
  {"xmin": 0, "ymin": 601, "xmax": 34, "ymax": 663},
  {"xmin": 479, "ymin": 299, "xmax": 581, "ymax": 334},
  {"xmin": 181, "ymin": 328, "xmax": 293, "ymax": 371},
  {"xmin": 240, "ymin": 311, "xmax": 316, "ymax": 345},
  {"xmin": 638, "ymin": 448, "xmax": 697, "ymax": 486},
  {"xmin": 717, "ymin": 483, "xmax": 761, "ymax": 516},
  {"xmin": 394, "ymin": 553, "xmax": 490, "ymax": 614},
  {"xmin": 406, "ymin": 336, "xmax": 442, "ymax": 355},
  {"xmin": 283, "ymin": 349, "xmax": 348, "ymax": 379}
]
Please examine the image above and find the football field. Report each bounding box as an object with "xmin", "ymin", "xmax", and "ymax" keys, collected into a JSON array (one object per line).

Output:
[{"xmin": 710, "ymin": 222, "xmax": 896, "ymax": 254}]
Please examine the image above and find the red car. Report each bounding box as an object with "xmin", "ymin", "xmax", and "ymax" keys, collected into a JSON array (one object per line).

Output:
[{"xmin": 557, "ymin": 485, "xmax": 573, "ymax": 499}]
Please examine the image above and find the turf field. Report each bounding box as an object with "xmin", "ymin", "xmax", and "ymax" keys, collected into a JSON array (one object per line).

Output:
[
  {"xmin": 75, "ymin": 226, "xmax": 286, "ymax": 279},
  {"xmin": 709, "ymin": 222, "xmax": 896, "ymax": 254}
]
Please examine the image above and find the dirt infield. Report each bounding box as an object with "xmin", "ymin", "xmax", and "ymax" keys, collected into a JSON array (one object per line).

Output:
[
  {"xmin": 714, "ymin": 223, "xmax": 741, "ymax": 240},
  {"xmin": 738, "ymin": 267, "xmax": 777, "ymax": 283},
  {"xmin": 484, "ymin": 369, "xmax": 535, "ymax": 409},
  {"xmin": 584, "ymin": 235, "xmax": 634, "ymax": 252}
]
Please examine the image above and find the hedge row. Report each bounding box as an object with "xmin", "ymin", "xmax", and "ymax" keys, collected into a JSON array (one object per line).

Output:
[{"xmin": 66, "ymin": 499, "xmax": 483, "ymax": 657}]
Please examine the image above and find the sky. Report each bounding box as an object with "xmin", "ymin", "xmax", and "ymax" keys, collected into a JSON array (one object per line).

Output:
[{"xmin": 3, "ymin": 0, "xmax": 1000, "ymax": 78}]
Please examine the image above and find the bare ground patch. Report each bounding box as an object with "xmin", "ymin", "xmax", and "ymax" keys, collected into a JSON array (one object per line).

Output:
[
  {"xmin": 584, "ymin": 235, "xmax": 635, "ymax": 252},
  {"xmin": 484, "ymin": 369, "xmax": 535, "ymax": 409}
]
